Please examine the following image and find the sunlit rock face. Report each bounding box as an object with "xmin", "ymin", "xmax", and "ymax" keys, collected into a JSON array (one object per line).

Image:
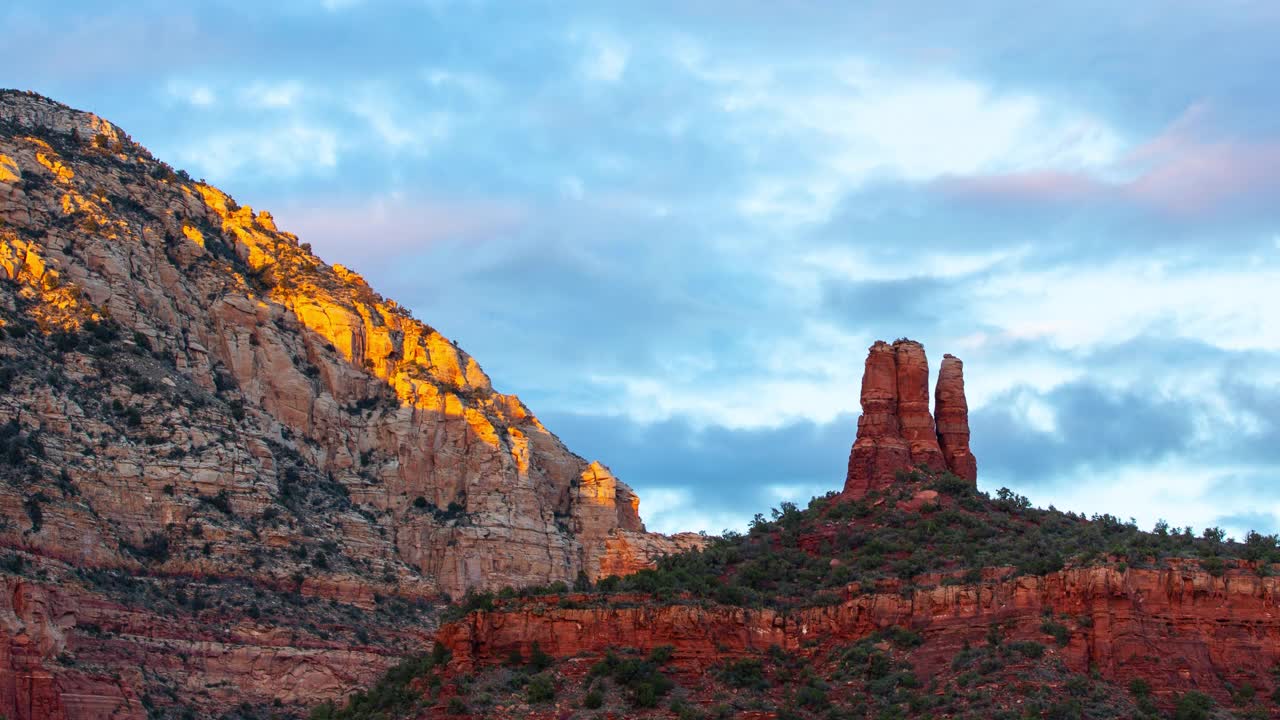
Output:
[
  {"xmin": 0, "ymin": 90, "xmax": 699, "ymax": 718},
  {"xmin": 845, "ymin": 339, "xmax": 977, "ymax": 496}
]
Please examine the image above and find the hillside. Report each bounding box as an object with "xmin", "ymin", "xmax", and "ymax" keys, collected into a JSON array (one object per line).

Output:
[
  {"xmin": 0, "ymin": 90, "xmax": 698, "ymax": 719},
  {"xmin": 385, "ymin": 342, "xmax": 1280, "ymax": 720}
]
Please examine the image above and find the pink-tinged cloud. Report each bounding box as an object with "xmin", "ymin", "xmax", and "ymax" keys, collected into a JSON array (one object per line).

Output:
[
  {"xmin": 937, "ymin": 103, "xmax": 1280, "ymax": 217},
  {"xmin": 937, "ymin": 170, "xmax": 1103, "ymax": 204},
  {"xmin": 1123, "ymin": 104, "xmax": 1280, "ymax": 214},
  {"xmin": 269, "ymin": 195, "xmax": 527, "ymax": 266}
]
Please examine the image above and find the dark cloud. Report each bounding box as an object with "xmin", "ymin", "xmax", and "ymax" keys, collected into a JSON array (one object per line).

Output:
[
  {"xmin": 972, "ymin": 382, "xmax": 1198, "ymax": 486},
  {"xmin": 819, "ymin": 275, "xmax": 961, "ymax": 340},
  {"xmin": 1213, "ymin": 512, "xmax": 1278, "ymax": 537},
  {"xmin": 814, "ymin": 177, "xmax": 1280, "ymax": 269},
  {"xmin": 542, "ymin": 410, "xmax": 856, "ymax": 523}
]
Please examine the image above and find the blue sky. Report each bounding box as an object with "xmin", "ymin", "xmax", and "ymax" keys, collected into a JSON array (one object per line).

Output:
[{"xmin": 7, "ymin": 1, "xmax": 1280, "ymax": 538}]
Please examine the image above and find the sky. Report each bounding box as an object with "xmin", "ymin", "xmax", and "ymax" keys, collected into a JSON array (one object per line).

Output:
[{"xmin": 6, "ymin": 1, "xmax": 1280, "ymax": 539}]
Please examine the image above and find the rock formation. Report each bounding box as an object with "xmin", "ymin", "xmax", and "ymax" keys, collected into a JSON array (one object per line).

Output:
[
  {"xmin": 438, "ymin": 561, "xmax": 1280, "ymax": 709},
  {"xmin": 844, "ymin": 339, "xmax": 976, "ymax": 496},
  {"xmin": 419, "ymin": 338, "xmax": 1275, "ymax": 717},
  {"xmin": 0, "ymin": 90, "xmax": 698, "ymax": 718},
  {"xmin": 935, "ymin": 353, "xmax": 977, "ymax": 482},
  {"xmin": 893, "ymin": 340, "xmax": 946, "ymax": 472}
]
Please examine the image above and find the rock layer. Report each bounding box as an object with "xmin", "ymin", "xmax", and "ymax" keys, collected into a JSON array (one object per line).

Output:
[
  {"xmin": 844, "ymin": 339, "xmax": 976, "ymax": 496},
  {"xmin": 0, "ymin": 90, "xmax": 699, "ymax": 718},
  {"xmin": 438, "ymin": 561, "xmax": 1280, "ymax": 707}
]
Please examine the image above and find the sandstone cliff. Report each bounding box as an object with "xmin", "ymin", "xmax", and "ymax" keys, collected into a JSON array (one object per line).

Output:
[
  {"xmin": 0, "ymin": 90, "xmax": 695, "ymax": 719},
  {"xmin": 438, "ymin": 561, "xmax": 1280, "ymax": 715},
  {"xmin": 845, "ymin": 339, "xmax": 976, "ymax": 497}
]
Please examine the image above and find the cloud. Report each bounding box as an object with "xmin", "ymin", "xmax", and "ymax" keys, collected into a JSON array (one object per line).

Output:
[
  {"xmin": 270, "ymin": 193, "xmax": 526, "ymax": 261},
  {"xmin": 541, "ymin": 410, "xmax": 855, "ymax": 534},
  {"xmin": 168, "ymin": 81, "xmax": 217, "ymax": 107},
  {"xmin": 934, "ymin": 103, "xmax": 1280, "ymax": 219},
  {"xmin": 17, "ymin": 0, "xmax": 1280, "ymax": 544},
  {"xmin": 240, "ymin": 81, "xmax": 305, "ymax": 108},
  {"xmin": 670, "ymin": 54, "xmax": 1126, "ymax": 228},
  {"xmin": 972, "ymin": 380, "xmax": 1199, "ymax": 484},
  {"xmin": 176, "ymin": 123, "xmax": 339, "ymax": 179},
  {"xmin": 578, "ymin": 32, "xmax": 630, "ymax": 83}
]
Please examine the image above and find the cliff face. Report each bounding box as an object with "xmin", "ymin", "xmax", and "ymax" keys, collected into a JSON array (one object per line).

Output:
[
  {"xmin": 845, "ymin": 339, "xmax": 976, "ymax": 497},
  {"xmin": 438, "ymin": 562, "xmax": 1280, "ymax": 708},
  {"xmin": 0, "ymin": 90, "xmax": 695, "ymax": 718}
]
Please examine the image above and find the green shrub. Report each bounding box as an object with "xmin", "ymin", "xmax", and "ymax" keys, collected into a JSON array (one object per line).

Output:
[
  {"xmin": 528, "ymin": 641, "xmax": 553, "ymax": 671},
  {"xmin": 526, "ymin": 672, "xmax": 555, "ymax": 703},
  {"xmin": 590, "ymin": 650, "xmax": 676, "ymax": 708},
  {"xmin": 1173, "ymin": 691, "xmax": 1214, "ymax": 720},
  {"xmin": 309, "ymin": 653, "xmax": 435, "ymax": 719},
  {"xmin": 794, "ymin": 684, "xmax": 829, "ymax": 710},
  {"xmin": 1008, "ymin": 640, "xmax": 1045, "ymax": 659},
  {"xmin": 718, "ymin": 657, "xmax": 767, "ymax": 690},
  {"xmin": 648, "ymin": 645, "xmax": 675, "ymax": 664},
  {"xmin": 1040, "ymin": 620, "xmax": 1070, "ymax": 646}
]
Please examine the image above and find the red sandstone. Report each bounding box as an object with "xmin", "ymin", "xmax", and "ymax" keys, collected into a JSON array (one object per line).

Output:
[
  {"xmin": 845, "ymin": 340, "xmax": 976, "ymax": 496},
  {"xmin": 438, "ymin": 561, "xmax": 1280, "ymax": 707}
]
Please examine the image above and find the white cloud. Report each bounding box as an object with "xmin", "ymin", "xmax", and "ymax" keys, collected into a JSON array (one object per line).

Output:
[
  {"xmin": 167, "ymin": 81, "xmax": 216, "ymax": 107},
  {"xmin": 635, "ymin": 487, "xmax": 750, "ymax": 534},
  {"xmin": 422, "ymin": 68, "xmax": 501, "ymax": 101},
  {"xmin": 559, "ymin": 176, "xmax": 585, "ymax": 200},
  {"xmin": 587, "ymin": 321, "xmax": 868, "ymax": 430},
  {"xmin": 347, "ymin": 90, "xmax": 453, "ymax": 152},
  {"xmin": 675, "ymin": 50, "xmax": 1126, "ymax": 227},
  {"xmin": 1008, "ymin": 459, "xmax": 1277, "ymax": 542},
  {"xmin": 578, "ymin": 32, "xmax": 629, "ymax": 84},
  {"xmin": 974, "ymin": 257, "xmax": 1280, "ymax": 352},
  {"xmin": 763, "ymin": 482, "xmax": 832, "ymax": 506},
  {"xmin": 241, "ymin": 81, "xmax": 304, "ymax": 108},
  {"xmin": 794, "ymin": 245, "xmax": 1026, "ymax": 284},
  {"xmin": 176, "ymin": 124, "xmax": 339, "ymax": 179}
]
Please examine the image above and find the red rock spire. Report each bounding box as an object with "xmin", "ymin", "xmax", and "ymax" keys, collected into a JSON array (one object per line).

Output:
[
  {"xmin": 844, "ymin": 339, "xmax": 977, "ymax": 497},
  {"xmin": 893, "ymin": 340, "xmax": 946, "ymax": 471},
  {"xmin": 844, "ymin": 341, "xmax": 909, "ymax": 497},
  {"xmin": 935, "ymin": 354, "xmax": 978, "ymax": 482}
]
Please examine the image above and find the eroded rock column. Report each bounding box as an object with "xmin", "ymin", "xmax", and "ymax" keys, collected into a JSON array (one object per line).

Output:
[
  {"xmin": 844, "ymin": 341, "xmax": 909, "ymax": 497},
  {"xmin": 894, "ymin": 340, "xmax": 945, "ymax": 472},
  {"xmin": 935, "ymin": 354, "xmax": 977, "ymax": 482},
  {"xmin": 844, "ymin": 339, "xmax": 977, "ymax": 497}
]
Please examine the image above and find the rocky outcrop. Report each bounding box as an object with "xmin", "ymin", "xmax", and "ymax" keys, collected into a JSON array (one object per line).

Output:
[
  {"xmin": 893, "ymin": 340, "xmax": 946, "ymax": 472},
  {"xmin": 438, "ymin": 561, "xmax": 1280, "ymax": 705},
  {"xmin": 0, "ymin": 90, "xmax": 698, "ymax": 717},
  {"xmin": 935, "ymin": 353, "xmax": 977, "ymax": 482},
  {"xmin": 597, "ymin": 532, "xmax": 708, "ymax": 579},
  {"xmin": 844, "ymin": 341, "xmax": 909, "ymax": 497},
  {"xmin": 845, "ymin": 339, "xmax": 976, "ymax": 496},
  {"xmin": 0, "ymin": 561, "xmax": 431, "ymax": 720}
]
